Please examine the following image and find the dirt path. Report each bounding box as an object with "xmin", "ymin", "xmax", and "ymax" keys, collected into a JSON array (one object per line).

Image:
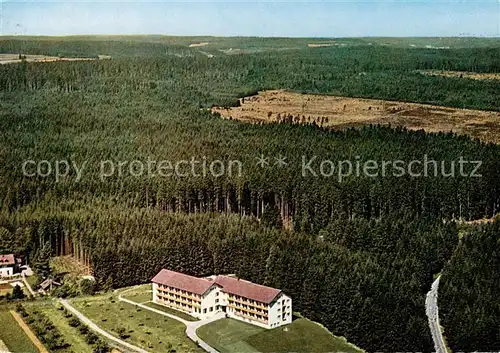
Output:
[
  {"xmin": 119, "ymin": 288, "xmax": 222, "ymax": 353},
  {"xmin": 9, "ymin": 310, "xmax": 49, "ymax": 353},
  {"xmin": 59, "ymin": 299, "xmax": 148, "ymax": 353},
  {"xmin": 22, "ymin": 273, "xmax": 36, "ymax": 297},
  {"xmin": 0, "ymin": 338, "xmax": 10, "ymax": 352}
]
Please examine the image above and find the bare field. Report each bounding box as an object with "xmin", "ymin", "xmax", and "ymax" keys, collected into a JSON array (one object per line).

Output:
[
  {"xmin": 189, "ymin": 42, "xmax": 210, "ymax": 47},
  {"xmin": 417, "ymin": 70, "xmax": 500, "ymax": 81},
  {"xmin": 308, "ymin": 43, "xmax": 334, "ymax": 48},
  {"xmin": 212, "ymin": 90, "xmax": 500, "ymax": 143},
  {"xmin": 0, "ymin": 54, "xmax": 109, "ymax": 65}
]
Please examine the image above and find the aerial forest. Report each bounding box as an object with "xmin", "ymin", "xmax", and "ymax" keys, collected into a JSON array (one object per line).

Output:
[{"xmin": 1, "ymin": 37, "xmax": 499, "ymax": 352}]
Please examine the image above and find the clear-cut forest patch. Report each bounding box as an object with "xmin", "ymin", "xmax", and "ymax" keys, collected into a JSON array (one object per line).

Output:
[{"xmin": 213, "ymin": 90, "xmax": 500, "ymax": 143}]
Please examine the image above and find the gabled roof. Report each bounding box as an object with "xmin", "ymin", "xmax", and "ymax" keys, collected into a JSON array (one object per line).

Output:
[
  {"xmin": 152, "ymin": 269, "xmax": 216, "ymax": 296},
  {"xmin": 0, "ymin": 254, "xmax": 15, "ymax": 266},
  {"xmin": 40, "ymin": 279, "xmax": 61, "ymax": 290},
  {"xmin": 215, "ymin": 275, "xmax": 281, "ymax": 304}
]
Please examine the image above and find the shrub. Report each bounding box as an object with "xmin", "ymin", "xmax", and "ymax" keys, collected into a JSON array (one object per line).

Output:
[
  {"xmin": 68, "ymin": 317, "xmax": 80, "ymax": 327},
  {"xmin": 93, "ymin": 339, "xmax": 110, "ymax": 353},
  {"xmin": 10, "ymin": 285, "xmax": 26, "ymax": 300}
]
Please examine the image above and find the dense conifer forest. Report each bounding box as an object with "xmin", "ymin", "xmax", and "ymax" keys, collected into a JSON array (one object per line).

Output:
[
  {"xmin": 1, "ymin": 37, "xmax": 499, "ymax": 352},
  {"xmin": 439, "ymin": 222, "xmax": 500, "ymax": 352}
]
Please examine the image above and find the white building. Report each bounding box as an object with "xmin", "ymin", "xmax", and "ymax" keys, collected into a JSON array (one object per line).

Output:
[
  {"xmin": 152, "ymin": 269, "xmax": 292, "ymax": 329},
  {"xmin": 0, "ymin": 254, "xmax": 16, "ymax": 278}
]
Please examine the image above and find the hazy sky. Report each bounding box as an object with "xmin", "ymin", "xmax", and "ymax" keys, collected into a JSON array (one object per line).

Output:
[{"xmin": 1, "ymin": 0, "xmax": 499, "ymax": 37}]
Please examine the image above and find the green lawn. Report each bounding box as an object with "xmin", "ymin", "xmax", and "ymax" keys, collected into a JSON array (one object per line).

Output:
[
  {"xmin": 26, "ymin": 275, "xmax": 39, "ymax": 289},
  {"xmin": 197, "ymin": 318, "xmax": 264, "ymax": 353},
  {"xmin": 0, "ymin": 309, "xmax": 39, "ymax": 353},
  {"xmin": 197, "ymin": 318, "xmax": 364, "ymax": 353},
  {"xmin": 121, "ymin": 284, "xmax": 154, "ymax": 304},
  {"xmin": 144, "ymin": 302, "xmax": 199, "ymax": 322},
  {"xmin": 24, "ymin": 301, "xmax": 94, "ymax": 353},
  {"xmin": 71, "ymin": 293, "xmax": 203, "ymax": 353}
]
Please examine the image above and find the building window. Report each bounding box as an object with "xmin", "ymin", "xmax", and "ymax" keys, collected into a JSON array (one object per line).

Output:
[
  {"xmin": 215, "ymin": 299, "xmax": 219, "ymax": 303},
  {"xmin": 216, "ymin": 305, "xmax": 220, "ymax": 310},
  {"xmin": 216, "ymin": 292, "xmax": 219, "ymax": 296},
  {"xmin": 209, "ymin": 307, "xmax": 213, "ymax": 312},
  {"xmin": 203, "ymin": 308, "xmax": 207, "ymax": 314}
]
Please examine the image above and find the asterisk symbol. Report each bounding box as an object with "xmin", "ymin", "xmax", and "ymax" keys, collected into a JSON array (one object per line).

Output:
[
  {"xmin": 274, "ymin": 154, "xmax": 287, "ymax": 167},
  {"xmin": 255, "ymin": 154, "xmax": 269, "ymax": 168}
]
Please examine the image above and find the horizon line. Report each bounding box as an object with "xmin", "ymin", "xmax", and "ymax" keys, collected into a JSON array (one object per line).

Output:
[{"xmin": 1, "ymin": 34, "xmax": 500, "ymax": 39}]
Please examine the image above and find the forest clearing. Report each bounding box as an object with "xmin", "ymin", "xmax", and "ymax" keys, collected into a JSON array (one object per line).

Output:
[
  {"xmin": 0, "ymin": 53, "xmax": 110, "ymax": 65},
  {"xmin": 417, "ymin": 70, "xmax": 500, "ymax": 81},
  {"xmin": 212, "ymin": 90, "xmax": 500, "ymax": 143}
]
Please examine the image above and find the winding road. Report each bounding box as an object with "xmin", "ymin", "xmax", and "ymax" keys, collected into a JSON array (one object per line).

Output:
[{"xmin": 425, "ymin": 276, "xmax": 447, "ymax": 353}]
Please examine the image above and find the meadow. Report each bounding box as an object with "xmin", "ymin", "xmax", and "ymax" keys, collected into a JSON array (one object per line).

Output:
[
  {"xmin": 0, "ymin": 308, "xmax": 40, "ymax": 353},
  {"xmin": 197, "ymin": 317, "xmax": 363, "ymax": 353},
  {"xmin": 71, "ymin": 291, "xmax": 203, "ymax": 352}
]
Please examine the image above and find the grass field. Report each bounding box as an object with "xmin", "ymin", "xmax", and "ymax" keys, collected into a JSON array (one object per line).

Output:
[
  {"xmin": 24, "ymin": 301, "xmax": 94, "ymax": 353},
  {"xmin": 213, "ymin": 90, "xmax": 500, "ymax": 143},
  {"xmin": 197, "ymin": 317, "xmax": 364, "ymax": 353},
  {"xmin": 120, "ymin": 284, "xmax": 153, "ymax": 303},
  {"xmin": 143, "ymin": 302, "xmax": 199, "ymax": 322},
  {"xmin": 71, "ymin": 292, "xmax": 203, "ymax": 352},
  {"xmin": 0, "ymin": 309, "xmax": 39, "ymax": 353}
]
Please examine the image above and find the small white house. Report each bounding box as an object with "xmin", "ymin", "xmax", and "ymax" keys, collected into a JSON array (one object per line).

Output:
[{"xmin": 0, "ymin": 254, "xmax": 16, "ymax": 277}]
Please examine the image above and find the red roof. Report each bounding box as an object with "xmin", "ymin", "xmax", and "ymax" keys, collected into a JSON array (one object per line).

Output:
[
  {"xmin": 152, "ymin": 269, "xmax": 216, "ymax": 295},
  {"xmin": 215, "ymin": 275, "xmax": 281, "ymax": 304},
  {"xmin": 0, "ymin": 254, "xmax": 15, "ymax": 266}
]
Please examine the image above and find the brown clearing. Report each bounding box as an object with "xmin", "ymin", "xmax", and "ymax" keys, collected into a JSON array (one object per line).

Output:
[
  {"xmin": 308, "ymin": 43, "xmax": 334, "ymax": 48},
  {"xmin": 417, "ymin": 70, "xmax": 500, "ymax": 81},
  {"xmin": 189, "ymin": 42, "xmax": 210, "ymax": 47},
  {"xmin": 212, "ymin": 90, "xmax": 500, "ymax": 144},
  {"xmin": 0, "ymin": 54, "xmax": 110, "ymax": 65}
]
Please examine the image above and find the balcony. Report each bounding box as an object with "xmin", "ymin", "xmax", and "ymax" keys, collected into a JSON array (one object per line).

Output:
[
  {"xmin": 228, "ymin": 297, "xmax": 268, "ymax": 310},
  {"xmin": 157, "ymin": 293, "xmax": 200, "ymax": 308},
  {"xmin": 228, "ymin": 303, "xmax": 268, "ymax": 317},
  {"xmin": 157, "ymin": 289, "xmax": 201, "ymax": 305},
  {"xmin": 233, "ymin": 310, "xmax": 268, "ymax": 325},
  {"xmin": 158, "ymin": 286, "xmax": 202, "ymax": 302}
]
